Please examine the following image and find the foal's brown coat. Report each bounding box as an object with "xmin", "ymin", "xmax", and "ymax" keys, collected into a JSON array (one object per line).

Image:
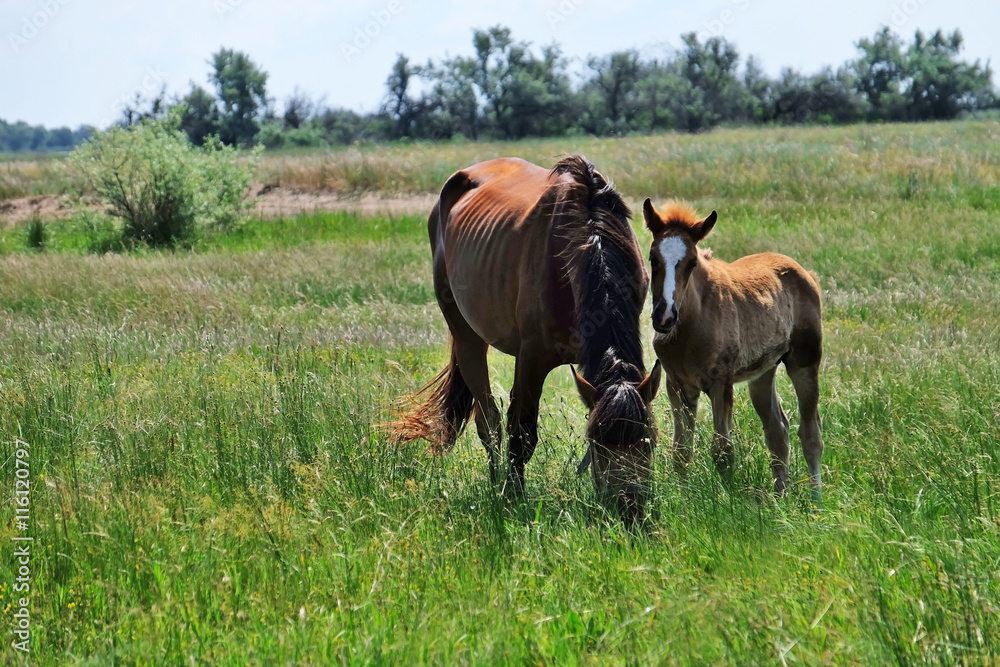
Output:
[
  {"xmin": 394, "ymin": 156, "xmax": 660, "ymax": 516},
  {"xmin": 643, "ymin": 200, "xmax": 824, "ymax": 498}
]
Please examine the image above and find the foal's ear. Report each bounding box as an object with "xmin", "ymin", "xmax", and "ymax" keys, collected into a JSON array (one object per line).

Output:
[
  {"xmin": 638, "ymin": 359, "xmax": 662, "ymax": 404},
  {"xmin": 642, "ymin": 198, "xmax": 664, "ymax": 234},
  {"xmin": 571, "ymin": 365, "xmax": 597, "ymax": 410},
  {"xmin": 692, "ymin": 210, "xmax": 718, "ymax": 242}
]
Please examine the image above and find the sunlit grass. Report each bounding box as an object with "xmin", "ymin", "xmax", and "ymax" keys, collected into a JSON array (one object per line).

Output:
[{"xmin": 2, "ymin": 122, "xmax": 1000, "ymax": 664}]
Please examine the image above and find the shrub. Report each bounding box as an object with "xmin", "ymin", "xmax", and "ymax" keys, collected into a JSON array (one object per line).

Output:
[
  {"xmin": 257, "ymin": 121, "xmax": 285, "ymax": 149},
  {"xmin": 25, "ymin": 215, "xmax": 46, "ymax": 251},
  {"xmin": 70, "ymin": 118, "xmax": 257, "ymax": 248}
]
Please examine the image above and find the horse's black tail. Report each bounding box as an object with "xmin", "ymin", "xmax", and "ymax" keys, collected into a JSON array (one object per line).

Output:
[{"xmin": 389, "ymin": 337, "xmax": 474, "ymax": 454}]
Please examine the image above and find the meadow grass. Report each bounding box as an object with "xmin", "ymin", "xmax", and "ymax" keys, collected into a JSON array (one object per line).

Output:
[
  {"xmin": 0, "ymin": 156, "xmax": 81, "ymax": 200},
  {"xmin": 2, "ymin": 122, "xmax": 1000, "ymax": 665}
]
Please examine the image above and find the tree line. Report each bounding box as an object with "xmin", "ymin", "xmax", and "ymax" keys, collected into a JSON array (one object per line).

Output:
[
  {"xmin": 370, "ymin": 26, "xmax": 996, "ymax": 142},
  {"xmin": 0, "ymin": 119, "xmax": 92, "ymax": 153},
  {"xmin": 3, "ymin": 25, "xmax": 996, "ymax": 153}
]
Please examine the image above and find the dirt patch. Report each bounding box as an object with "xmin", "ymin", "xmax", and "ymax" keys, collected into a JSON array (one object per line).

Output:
[
  {"xmin": 0, "ymin": 194, "xmax": 74, "ymax": 227},
  {"xmin": 1, "ymin": 186, "xmax": 437, "ymax": 228},
  {"xmin": 248, "ymin": 184, "xmax": 436, "ymax": 219}
]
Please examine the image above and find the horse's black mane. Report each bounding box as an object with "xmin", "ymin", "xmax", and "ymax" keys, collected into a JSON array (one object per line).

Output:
[{"xmin": 551, "ymin": 155, "xmax": 647, "ymax": 388}]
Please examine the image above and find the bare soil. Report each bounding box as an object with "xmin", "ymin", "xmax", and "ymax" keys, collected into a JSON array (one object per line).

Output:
[
  {"xmin": 246, "ymin": 184, "xmax": 435, "ymax": 219},
  {"xmin": 0, "ymin": 194, "xmax": 74, "ymax": 226}
]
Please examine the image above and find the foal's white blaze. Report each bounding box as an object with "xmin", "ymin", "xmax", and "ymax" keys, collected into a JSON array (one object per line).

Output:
[{"xmin": 658, "ymin": 236, "xmax": 687, "ymax": 319}]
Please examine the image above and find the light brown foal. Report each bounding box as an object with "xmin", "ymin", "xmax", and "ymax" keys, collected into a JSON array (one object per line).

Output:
[{"xmin": 643, "ymin": 199, "xmax": 824, "ymax": 500}]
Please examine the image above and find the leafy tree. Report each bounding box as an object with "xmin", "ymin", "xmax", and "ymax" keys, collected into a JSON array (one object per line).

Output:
[
  {"xmin": 381, "ymin": 55, "xmax": 422, "ymax": 139},
  {"xmin": 668, "ymin": 33, "xmax": 745, "ymax": 131},
  {"xmin": 504, "ymin": 43, "xmax": 572, "ymax": 138},
  {"xmin": 467, "ymin": 26, "xmax": 571, "ymax": 139},
  {"xmin": 283, "ymin": 88, "xmax": 315, "ymax": 130},
  {"xmin": 317, "ymin": 108, "xmax": 370, "ymax": 144},
  {"xmin": 29, "ymin": 126, "xmax": 48, "ymax": 151},
  {"xmin": 0, "ymin": 120, "xmax": 31, "ymax": 152},
  {"xmin": 178, "ymin": 84, "xmax": 220, "ymax": 146},
  {"xmin": 121, "ymin": 86, "xmax": 170, "ymax": 127},
  {"xmin": 742, "ymin": 55, "xmax": 773, "ymax": 123},
  {"xmin": 903, "ymin": 29, "xmax": 995, "ymax": 120},
  {"xmin": 47, "ymin": 127, "xmax": 76, "ymax": 150},
  {"xmin": 633, "ymin": 59, "xmax": 678, "ymax": 132},
  {"xmin": 209, "ymin": 48, "xmax": 269, "ymax": 146},
  {"xmin": 769, "ymin": 67, "xmax": 862, "ymax": 125},
  {"xmin": 0, "ymin": 120, "xmax": 87, "ymax": 153},
  {"xmin": 423, "ymin": 56, "xmax": 480, "ymax": 140},
  {"xmin": 851, "ymin": 27, "xmax": 907, "ymax": 121},
  {"xmin": 582, "ymin": 50, "xmax": 642, "ymax": 134}
]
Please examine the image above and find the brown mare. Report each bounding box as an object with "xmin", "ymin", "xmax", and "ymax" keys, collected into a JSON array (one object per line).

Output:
[
  {"xmin": 393, "ymin": 156, "xmax": 661, "ymax": 519},
  {"xmin": 642, "ymin": 199, "xmax": 824, "ymax": 501}
]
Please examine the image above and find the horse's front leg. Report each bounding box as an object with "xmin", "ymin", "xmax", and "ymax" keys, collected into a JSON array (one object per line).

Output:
[
  {"xmin": 505, "ymin": 348, "xmax": 553, "ymax": 495},
  {"xmin": 708, "ymin": 381, "xmax": 735, "ymax": 483},
  {"xmin": 666, "ymin": 377, "xmax": 699, "ymax": 477}
]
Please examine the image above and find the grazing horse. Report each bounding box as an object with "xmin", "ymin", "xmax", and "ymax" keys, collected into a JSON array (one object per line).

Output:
[
  {"xmin": 642, "ymin": 199, "xmax": 824, "ymax": 500},
  {"xmin": 393, "ymin": 156, "xmax": 661, "ymax": 520}
]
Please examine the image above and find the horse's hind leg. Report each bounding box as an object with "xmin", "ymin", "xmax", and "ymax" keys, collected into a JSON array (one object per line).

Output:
[
  {"xmin": 666, "ymin": 378, "xmax": 699, "ymax": 477},
  {"xmin": 747, "ymin": 366, "xmax": 791, "ymax": 494},
  {"xmin": 505, "ymin": 346, "xmax": 554, "ymax": 494},
  {"xmin": 786, "ymin": 362, "xmax": 824, "ymax": 502},
  {"xmin": 455, "ymin": 336, "xmax": 502, "ymax": 481},
  {"xmin": 434, "ymin": 269, "xmax": 502, "ymax": 481}
]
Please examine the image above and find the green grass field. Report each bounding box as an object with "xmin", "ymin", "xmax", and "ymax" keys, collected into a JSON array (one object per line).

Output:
[{"xmin": 3, "ymin": 121, "xmax": 1000, "ymax": 664}]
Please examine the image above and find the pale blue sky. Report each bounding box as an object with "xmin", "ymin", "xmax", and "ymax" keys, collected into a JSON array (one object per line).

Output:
[{"xmin": 1, "ymin": 0, "xmax": 997, "ymax": 129}]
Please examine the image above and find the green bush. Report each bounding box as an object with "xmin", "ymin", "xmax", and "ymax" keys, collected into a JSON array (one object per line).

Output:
[
  {"xmin": 256, "ymin": 121, "xmax": 285, "ymax": 149},
  {"xmin": 70, "ymin": 118, "xmax": 257, "ymax": 248},
  {"xmin": 25, "ymin": 216, "xmax": 46, "ymax": 251}
]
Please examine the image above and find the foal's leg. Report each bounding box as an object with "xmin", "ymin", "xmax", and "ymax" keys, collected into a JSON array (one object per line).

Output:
[
  {"xmin": 505, "ymin": 346, "xmax": 554, "ymax": 494},
  {"xmin": 666, "ymin": 377, "xmax": 699, "ymax": 476},
  {"xmin": 786, "ymin": 363, "xmax": 824, "ymax": 502},
  {"xmin": 708, "ymin": 382, "xmax": 736, "ymax": 483},
  {"xmin": 747, "ymin": 366, "xmax": 791, "ymax": 494}
]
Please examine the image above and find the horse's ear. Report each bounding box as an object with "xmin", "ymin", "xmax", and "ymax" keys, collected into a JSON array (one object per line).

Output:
[
  {"xmin": 642, "ymin": 198, "xmax": 664, "ymax": 234},
  {"xmin": 571, "ymin": 365, "xmax": 597, "ymax": 410},
  {"xmin": 692, "ymin": 210, "xmax": 718, "ymax": 242},
  {"xmin": 638, "ymin": 359, "xmax": 662, "ymax": 404}
]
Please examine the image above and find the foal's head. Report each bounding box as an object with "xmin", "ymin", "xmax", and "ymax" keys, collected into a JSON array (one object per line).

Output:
[
  {"xmin": 572, "ymin": 356, "xmax": 661, "ymax": 523},
  {"xmin": 642, "ymin": 199, "xmax": 718, "ymax": 337}
]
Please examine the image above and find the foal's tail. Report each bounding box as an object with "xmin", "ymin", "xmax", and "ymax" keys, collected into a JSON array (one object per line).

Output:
[{"xmin": 389, "ymin": 338, "xmax": 474, "ymax": 454}]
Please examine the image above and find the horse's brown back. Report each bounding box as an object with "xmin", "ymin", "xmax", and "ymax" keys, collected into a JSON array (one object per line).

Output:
[{"xmin": 432, "ymin": 157, "xmax": 578, "ymax": 357}]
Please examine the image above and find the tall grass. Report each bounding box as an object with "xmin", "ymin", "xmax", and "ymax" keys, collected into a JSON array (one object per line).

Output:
[
  {"xmin": 258, "ymin": 122, "xmax": 1000, "ymax": 208},
  {"xmin": 2, "ymin": 123, "xmax": 1000, "ymax": 664},
  {"xmin": 0, "ymin": 156, "xmax": 82, "ymax": 200}
]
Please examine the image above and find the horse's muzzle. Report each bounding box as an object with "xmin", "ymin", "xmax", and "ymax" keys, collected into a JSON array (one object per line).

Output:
[
  {"xmin": 652, "ymin": 317, "xmax": 677, "ymax": 335},
  {"xmin": 652, "ymin": 303, "xmax": 678, "ymax": 334}
]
